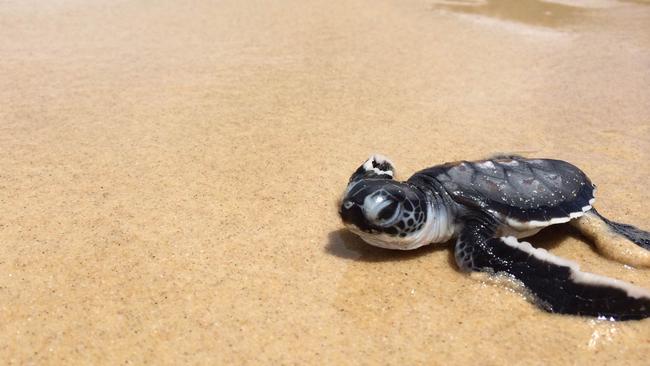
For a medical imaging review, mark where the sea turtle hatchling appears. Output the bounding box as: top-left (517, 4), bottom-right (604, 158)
top-left (338, 154), bottom-right (650, 320)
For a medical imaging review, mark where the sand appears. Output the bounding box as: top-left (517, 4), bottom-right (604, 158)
top-left (1, 0), bottom-right (649, 364)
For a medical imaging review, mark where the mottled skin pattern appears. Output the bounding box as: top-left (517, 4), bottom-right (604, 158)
top-left (339, 155), bottom-right (650, 320)
top-left (342, 180), bottom-right (426, 238)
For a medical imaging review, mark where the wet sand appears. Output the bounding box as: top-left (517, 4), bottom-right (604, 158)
top-left (1, 0), bottom-right (649, 363)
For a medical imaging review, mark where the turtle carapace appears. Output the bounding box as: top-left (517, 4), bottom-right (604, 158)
top-left (339, 154), bottom-right (650, 320)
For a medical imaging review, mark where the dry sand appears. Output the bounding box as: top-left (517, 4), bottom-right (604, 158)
top-left (1, 0), bottom-right (650, 364)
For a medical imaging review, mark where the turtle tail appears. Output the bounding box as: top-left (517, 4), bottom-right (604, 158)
top-left (571, 208), bottom-right (650, 268)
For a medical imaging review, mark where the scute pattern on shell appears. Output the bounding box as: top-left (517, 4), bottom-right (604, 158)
top-left (410, 157), bottom-right (595, 224)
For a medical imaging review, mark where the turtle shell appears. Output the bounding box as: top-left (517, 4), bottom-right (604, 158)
top-left (409, 157), bottom-right (596, 228)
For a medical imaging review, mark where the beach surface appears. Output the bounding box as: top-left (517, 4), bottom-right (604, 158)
top-left (1, 0), bottom-right (649, 364)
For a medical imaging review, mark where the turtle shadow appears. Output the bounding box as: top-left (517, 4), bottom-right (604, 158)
top-left (325, 224), bottom-right (585, 267)
top-left (529, 224), bottom-right (585, 251)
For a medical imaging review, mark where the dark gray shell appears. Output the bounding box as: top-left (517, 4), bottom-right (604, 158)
top-left (409, 156), bottom-right (595, 224)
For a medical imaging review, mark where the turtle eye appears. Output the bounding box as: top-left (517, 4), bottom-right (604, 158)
top-left (363, 192), bottom-right (402, 227)
top-left (374, 200), bottom-right (401, 226)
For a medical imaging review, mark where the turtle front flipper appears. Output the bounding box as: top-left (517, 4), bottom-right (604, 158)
top-left (456, 215), bottom-right (650, 320)
top-left (571, 209), bottom-right (650, 268)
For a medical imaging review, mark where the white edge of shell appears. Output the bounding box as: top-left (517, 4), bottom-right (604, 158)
top-left (505, 188), bottom-right (597, 229)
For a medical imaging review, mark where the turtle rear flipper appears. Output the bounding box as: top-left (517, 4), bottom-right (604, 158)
top-left (456, 215), bottom-right (650, 320)
top-left (572, 209), bottom-right (650, 268)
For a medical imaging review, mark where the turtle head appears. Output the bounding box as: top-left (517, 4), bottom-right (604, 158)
top-left (339, 155), bottom-right (430, 250)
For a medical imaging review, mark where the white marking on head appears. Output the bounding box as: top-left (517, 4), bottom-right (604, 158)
top-left (362, 154), bottom-right (394, 177)
top-left (501, 236), bottom-right (650, 299)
